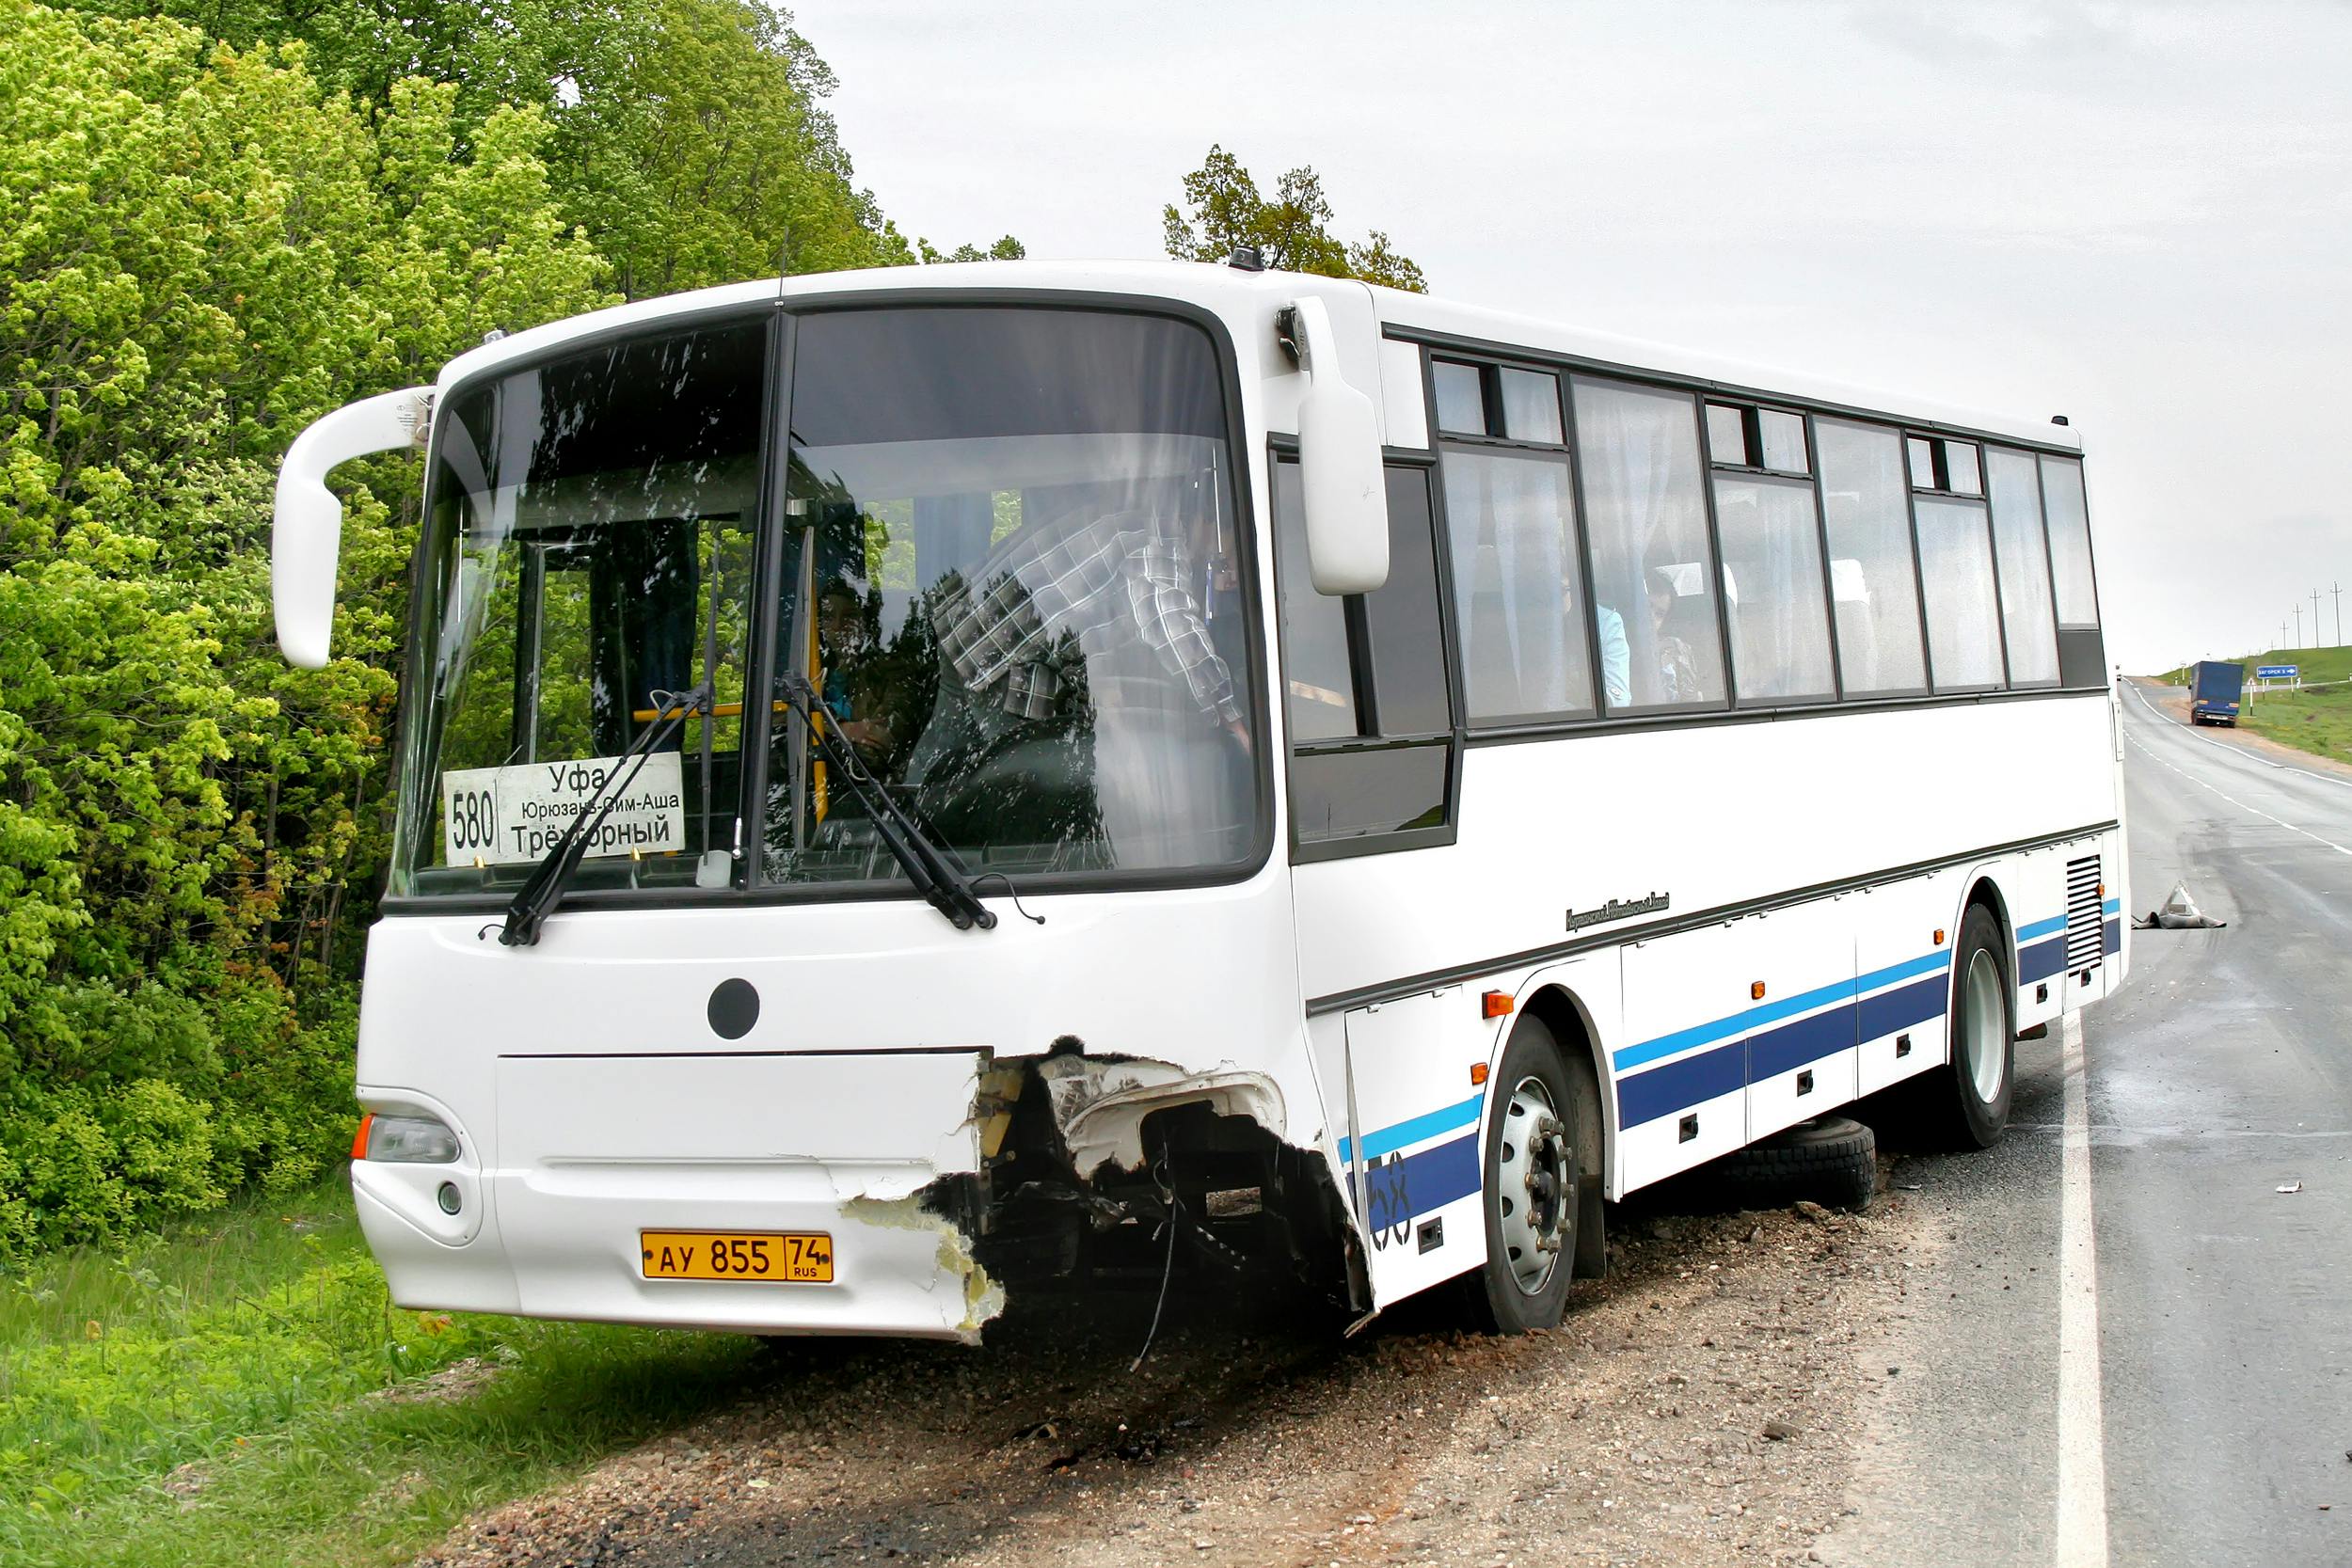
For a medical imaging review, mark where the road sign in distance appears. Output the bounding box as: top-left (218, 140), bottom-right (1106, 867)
top-left (2257, 664), bottom-right (2298, 679)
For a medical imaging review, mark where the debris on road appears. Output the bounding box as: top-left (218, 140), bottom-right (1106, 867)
top-left (2277, 1181), bottom-right (2303, 1194)
top-left (2139, 881), bottom-right (2227, 929)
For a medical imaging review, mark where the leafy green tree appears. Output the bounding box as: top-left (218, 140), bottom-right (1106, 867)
top-left (0, 1), bottom-right (612, 1251)
top-left (917, 236), bottom-right (1026, 264)
top-left (1162, 144), bottom-right (1427, 292)
top-left (58, 0), bottom-right (942, 295)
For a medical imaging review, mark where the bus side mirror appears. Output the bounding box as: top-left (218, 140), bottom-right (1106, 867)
top-left (1289, 297), bottom-right (1389, 595)
top-left (272, 387), bottom-right (432, 669)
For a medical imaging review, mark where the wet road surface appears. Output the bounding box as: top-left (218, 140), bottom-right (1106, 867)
top-left (1824, 681), bottom-right (2352, 1567)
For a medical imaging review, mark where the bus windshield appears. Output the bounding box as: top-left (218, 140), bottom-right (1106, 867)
top-left (389, 306), bottom-right (1261, 901)
top-left (763, 307), bottom-right (1258, 887)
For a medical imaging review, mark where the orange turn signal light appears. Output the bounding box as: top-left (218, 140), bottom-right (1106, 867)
top-left (1750, 980), bottom-right (1767, 1001)
top-left (350, 1113), bottom-right (373, 1161)
top-left (1934, 927), bottom-right (1947, 946)
top-left (1470, 1062), bottom-right (1490, 1086)
top-left (1482, 990), bottom-right (1515, 1019)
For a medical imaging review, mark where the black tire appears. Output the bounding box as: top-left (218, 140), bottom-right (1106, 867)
top-left (1913, 903), bottom-right (2015, 1149)
top-left (1714, 1116), bottom-right (1877, 1210)
top-left (1461, 1017), bottom-right (1593, 1334)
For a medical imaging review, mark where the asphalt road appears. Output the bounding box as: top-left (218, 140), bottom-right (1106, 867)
top-left (1824, 682), bottom-right (2352, 1568)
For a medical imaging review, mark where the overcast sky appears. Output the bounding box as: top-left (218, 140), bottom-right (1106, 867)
top-left (793, 0), bottom-right (2352, 672)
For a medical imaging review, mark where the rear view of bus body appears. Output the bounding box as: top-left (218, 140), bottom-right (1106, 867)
top-left (288, 260), bottom-right (2125, 1340)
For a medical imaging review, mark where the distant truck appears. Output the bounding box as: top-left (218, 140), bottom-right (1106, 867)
top-left (2189, 660), bottom-right (2245, 725)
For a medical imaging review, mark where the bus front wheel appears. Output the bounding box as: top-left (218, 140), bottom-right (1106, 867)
top-left (1462, 1017), bottom-right (1591, 1333)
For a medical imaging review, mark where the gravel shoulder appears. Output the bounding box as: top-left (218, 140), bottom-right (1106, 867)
top-left (413, 1182), bottom-right (1933, 1568)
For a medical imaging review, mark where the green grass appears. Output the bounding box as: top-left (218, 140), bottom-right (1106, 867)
top-left (0, 1184), bottom-right (760, 1568)
top-left (2239, 684), bottom-right (2352, 764)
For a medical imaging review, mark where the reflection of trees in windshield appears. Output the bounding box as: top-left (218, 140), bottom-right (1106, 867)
top-left (395, 318), bottom-right (765, 895)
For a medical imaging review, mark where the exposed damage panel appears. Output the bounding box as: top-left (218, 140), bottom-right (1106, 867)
top-left (926, 1047), bottom-right (1363, 1328)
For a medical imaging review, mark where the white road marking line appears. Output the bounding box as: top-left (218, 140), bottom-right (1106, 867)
top-left (2056, 1009), bottom-right (2109, 1568)
top-left (2123, 730), bottom-right (2352, 857)
top-left (2124, 681), bottom-right (2352, 792)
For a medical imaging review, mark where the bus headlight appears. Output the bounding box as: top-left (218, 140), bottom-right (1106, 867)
top-left (358, 1113), bottom-right (461, 1164)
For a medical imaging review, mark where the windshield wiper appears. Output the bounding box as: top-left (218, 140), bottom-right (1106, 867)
top-left (773, 673), bottom-right (996, 931)
top-left (500, 681), bottom-right (712, 947)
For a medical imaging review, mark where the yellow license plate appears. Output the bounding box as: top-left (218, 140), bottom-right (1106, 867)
top-left (639, 1230), bottom-right (833, 1282)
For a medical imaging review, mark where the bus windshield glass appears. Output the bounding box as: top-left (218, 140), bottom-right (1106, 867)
top-left (389, 305), bottom-right (1261, 901)
top-left (764, 307), bottom-right (1258, 886)
top-left (391, 318), bottom-right (766, 897)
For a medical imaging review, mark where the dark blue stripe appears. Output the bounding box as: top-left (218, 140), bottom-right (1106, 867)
top-left (1746, 1004), bottom-right (1857, 1082)
top-left (1354, 1132), bottom-right (1481, 1226)
top-left (1618, 1040), bottom-right (1747, 1128)
top-left (1622, 971), bottom-right (1956, 1129)
top-left (1857, 975), bottom-right (1946, 1039)
top-left (2103, 917), bottom-right (2121, 957)
top-left (2018, 934), bottom-right (2070, 983)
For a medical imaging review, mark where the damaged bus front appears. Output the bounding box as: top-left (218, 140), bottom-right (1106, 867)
top-left (278, 272), bottom-right (1386, 1339)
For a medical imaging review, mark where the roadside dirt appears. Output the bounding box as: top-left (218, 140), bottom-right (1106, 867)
top-left (412, 1184), bottom-right (1932, 1568)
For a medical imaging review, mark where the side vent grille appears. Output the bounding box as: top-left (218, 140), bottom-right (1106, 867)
top-left (2065, 856), bottom-right (2104, 971)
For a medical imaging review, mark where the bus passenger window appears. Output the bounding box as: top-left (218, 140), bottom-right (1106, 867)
top-left (1985, 448), bottom-right (2059, 686)
top-left (1438, 449), bottom-right (1593, 721)
top-left (1570, 376), bottom-right (1725, 712)
top-left (1914, 497), bottom-right (2005, 689)
top-left (1432, 360), bottom-right (1488, 436)
top-left (1711, 474), bottom-right (1835, 703)
top-left (1816, 419), bottom-right (1928, 696)
top-left (2039, 456), bottom-right (2099, 629)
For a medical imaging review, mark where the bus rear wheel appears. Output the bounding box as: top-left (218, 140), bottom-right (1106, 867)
top-left (1463, 1017), bottom-right (1588, 1333)
top-left (1916, 903), bottom-right (2015, 1149)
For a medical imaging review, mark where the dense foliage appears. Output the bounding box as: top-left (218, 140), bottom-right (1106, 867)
top-left (0, 0), bottom-right (944, 1257)
top-left (1163, 144), bottom-right (1428, 293)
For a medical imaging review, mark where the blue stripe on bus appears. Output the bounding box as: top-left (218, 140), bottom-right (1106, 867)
top-left (2017, 914), bottom-right (2068, 942)
top-left (1618, 970), bottom-right (1950, 1130)
top-left (1341, 910), bottom-right (2120, 1162)
top-left (1335, 1092), bottom-right (1483, 1167)
top-left (2018, 934), bottom-right (2070, 984)
top-left (1354, 1132), bottom-right (1482, 1227)
top-left (1617, 1040), bottom-right (1748, 1127)
top-left (1746, 1003), bottom-right (1862, 1082)
top-left (1856, 975), bottom-right (1946, 1041)
top-left (2103, 897), bottom-right (2121, 915)
top-left (1611, 950), bottom-right (1949, 1074)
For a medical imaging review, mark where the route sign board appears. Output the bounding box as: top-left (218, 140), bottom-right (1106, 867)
top-left (2257, 664), bottom-right (2298, 679)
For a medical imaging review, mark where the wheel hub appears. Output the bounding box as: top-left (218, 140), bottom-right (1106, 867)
top-left (1495, 1077), bottom-right (1574, 1294)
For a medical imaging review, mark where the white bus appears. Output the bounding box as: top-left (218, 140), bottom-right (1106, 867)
top-left (275, 259), bottom-right (2125, 1340)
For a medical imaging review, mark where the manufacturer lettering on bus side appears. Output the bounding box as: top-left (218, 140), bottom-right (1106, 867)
top-left (1565, 892), bottom-right (1671, 932)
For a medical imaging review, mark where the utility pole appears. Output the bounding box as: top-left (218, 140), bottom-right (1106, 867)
top-left (2312, 590), bottom-right (2323, 647)
top-left (2334, 581), bottom-right (2344, 648)
top-left (2294, 604), bottom-right (2302, 647)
